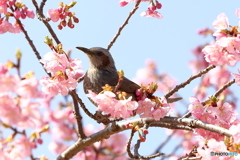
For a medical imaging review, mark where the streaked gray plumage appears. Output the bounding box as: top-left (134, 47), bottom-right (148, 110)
top-left (77, 47), bottom-right (140, 106)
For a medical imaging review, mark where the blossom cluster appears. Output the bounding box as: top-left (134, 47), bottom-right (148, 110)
top-left (119, 0), bottom-right (163, 19)
top-left (40, 50), bottom-right (83, 96)
top-left (202, 10), bottom-right (240, 66)
top-left (87, 90), bottom-right (170, 120)
top-left (0, 0), bottom-right (35, 34)
top-left (47, 1), bottom-right (79, 29)
top-left (0, 61), bottom-right (51, 159)
top-left (188, 97), bottom-right (238, 141)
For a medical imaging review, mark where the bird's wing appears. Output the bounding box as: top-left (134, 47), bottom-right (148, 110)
top-left (118, 76), bottom-right (140, 93)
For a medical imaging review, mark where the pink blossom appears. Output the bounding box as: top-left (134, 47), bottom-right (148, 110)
top-left (208, 102), bottom-right (238, 125)
top-left (40, 51), bottom-right (82, 96)
top-left (212, 13), bottom-right (229, 29)
top-left (0, 4), bottom-right (7, 14)
top-left (188, 96), bottom-right (204, 119)
top-left (26, 9), bottom-right (35, 19)
top-left (229, 124), bottom-right (240, 144)
top-left (151, 106), bottom-right (170, 120)
top-left (48, 9), bottom-right (60, 22)
top-left (202, 44), bottom-right (223, 65)
top-left (40, 76), bottom-right (77, 96)
top-left (0, 63), bottom-right (8, 74)
top-left (112, 98), bottom-right (138, 119)
top-left (197, 139), bottom-right (227, 160)
top-left (8, 136), bottom-right (33, 159)
top-left (48, 141), bottom-right (68, 154)
top-left (136, 98), bottom-right (155, 118)
top-left (202, 37), bottom-right (240, 66)
top-left (0, 21), bottom-right (15, 34)
top-left (17, 77), bottom-right (40, 98)
top-left (17, 100), bottom-right (45, 129)
top-left (92, 91), bottom-right (118, 114)
top-left (52, 123), bottom-right (75, 140)
top-left (40, 77), bottom-right (61, 96)
top-left (11, 22), bottom-right (22, 33)
top-left (0, 95), bottom-right (22, 125)
top-left (14, 10), bottom-right (21, 19)
top-left (103, 133), bottom-right (127, 154)
top-left (209, 66), bottom-right (231, 87)
top-left (231, 68), bottom-right (240, 86)
top-left (40, 51), bottom-right (69, 74)
top-left (236, 8), bottom-right (240, 18)
top-left (141, 10), bottom-right (163, 19)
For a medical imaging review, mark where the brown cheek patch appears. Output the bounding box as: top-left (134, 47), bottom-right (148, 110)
top-left (101, 55), bottom-right (110, 67)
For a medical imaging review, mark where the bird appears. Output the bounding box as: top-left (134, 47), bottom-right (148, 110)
top-left (76, 47), bottom-right (181, 106)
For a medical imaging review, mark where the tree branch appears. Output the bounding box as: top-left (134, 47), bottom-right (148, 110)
top-left (56, 116), bottom-right (232, 160)
top-left (165, 65), bottom-right (216, 99)
top-left (107, 0), bottom-right (141, 50)
top-left (70, 90), bottom-right (86, 139)
top-left (32, 0), bottom-right (61, 44)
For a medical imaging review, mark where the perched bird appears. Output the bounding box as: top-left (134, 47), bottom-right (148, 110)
top-left (76, 47), bottom-right (180, 106)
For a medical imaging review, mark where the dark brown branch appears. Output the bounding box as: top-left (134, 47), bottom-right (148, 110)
top-left (165, 65), bottom-right (216, 99)
top-left (32, 0), bottom-right (61, 44)
top-left (15, 19), bottom-right (51, 77)
top-left (70, 90), bottom-right (86, 139)
top-left (40, 0), bottom-right (48, 12)
top-left (107, 0), bottom-right (141, 50)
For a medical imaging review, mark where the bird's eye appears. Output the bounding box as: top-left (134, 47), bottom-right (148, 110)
top-left (95, 51), bottom-right (104, 56)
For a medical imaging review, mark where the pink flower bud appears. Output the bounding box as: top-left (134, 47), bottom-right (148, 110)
top-left (58, 7), bottom-right (63, 13)
top-left (21, 13), bottom-right (26, 19)
top-left (119, 1), bottom-right (128, 7)
top-left (156, 1), bottom-right (162, 9)
top-left (73, 17), bottom-right (79, 23)
top-left (58, 24), bottom-right (63, 30)
top-left (142, 129), bottom-right (149, 134)
top-left (61, 20), bottom-right (66, 27)
top-left (37, 138), bottom-right (43, 144)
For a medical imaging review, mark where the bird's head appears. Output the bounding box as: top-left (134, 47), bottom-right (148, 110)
top-left (76, 47), bottom-right (116, 70)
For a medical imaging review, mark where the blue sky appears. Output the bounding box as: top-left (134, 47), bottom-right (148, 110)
top-left (1, 0), bottom-right (240, 159)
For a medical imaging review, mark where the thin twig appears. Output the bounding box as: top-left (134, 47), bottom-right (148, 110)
top-left (165, 65), bottom-right (216, 99)
top-left (214, 79), bottom-right (235, 97)
top-left (15, 18), bottom-right (51, 77)
top-left (107, 0), bottom-right (141, 50)
top-left (32, 0), bottom-right (61, 44)
top-left (70, 90), bottom-right (86, 139)
top-left (153, 130), bottom-right (177, 154)
top-left (160, 139), bottom-right (183, 160)
top-left (126, 129), bottom-right (136, 159)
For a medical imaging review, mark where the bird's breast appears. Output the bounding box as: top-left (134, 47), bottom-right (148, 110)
top-left (83, 68), bottom-right (119, 94)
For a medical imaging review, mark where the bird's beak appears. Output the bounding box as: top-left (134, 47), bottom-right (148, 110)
top-left (76, 47), bottom-right (94, 56)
